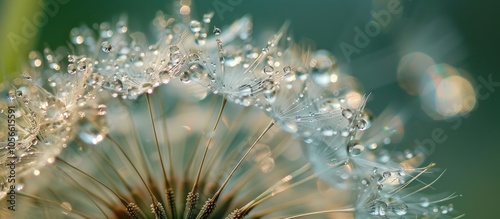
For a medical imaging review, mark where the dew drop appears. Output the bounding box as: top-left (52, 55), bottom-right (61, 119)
top-left (392, 204), bottom-right (408, 216)
top-left (279, 119), bottom-right (298, 133)
top-left (101, 41), bottom-right (112, 53)
top-left (356, 119), bottom-right (368, 131)
top-left (180, 72), bottom-right (191, 83)
top-left (190, 20), bottom-right (202, 32)
top-left (77, 106), bottom-right (108, 145)
top-left (382, 171), bottom-right (391, 178)
top-left (283, 66), bottom-right (291, 74)
top-left (347, 141), bottom-right (364, 156)
top-left (159, 71), bottom-right (171, 84)
top-left (342, 108), bottom-right (353, 119)
top-left (169, 45), bottom-right (180, 54)
top-left (261, 79), bottom-right (276, 94)
top-left (321, 126), bottom-right (335, 136)
top-left (420, 198), bottom-right (430, 207)
top-left (77, 60), bottom-right (87, 72)
top-left (369, 201), bottom-right (388, 216)
top-left (213, 27), bottom-right (221, 35)
top-left (67, 63), bottom-right (77, 74)
top-left (263, 65), bottom-right (274, 75)
top-left (238, 84), bottom-right (252, 97)
top-left (203, 12), bottom-right (214, 23)
top-left (116, 20), bottom-right (128, 33)
top-left (29, 51), bottom-right (43, 67)
top-left (141, 83), bottom-right (154, 94)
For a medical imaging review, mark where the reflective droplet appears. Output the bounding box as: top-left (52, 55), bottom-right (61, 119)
top-left (101, 41), bottom-right (112, 53)
top-left (159, 71), bottom-right (171, 84)
top-left (369, 201), bottom-right (388, 216)
top-left (180, 72), bottom-right (191, 83)
top-left (342, 108), bottom-right (353, 119)
top-left (382, 171), bottom-right (391, 178)
top-left (77, 60), bottom-right (87, 72)
top-left (141, 83), bottom-right (154, 94)
top-left (203, 12), bottom-right (214, 23)
top-left (263, 65), bottom-right (274, 75)
top-left (239, 84), bottom-right (252, 97)
top-left (321, 126), bottom-right (335, 136)
top-left (77, 106), bottom-right (108, 145)
top-left (190, 20), bottom-right (202, 32)
top-left (67, 63), bottom-right (77, 74)
top-left (283, 66), bottom-right (291, 74)
top-left (420, 198), bottom-right (430, 207)
top-left (357, 119), bottom-right (367, 131)
top-left (261, 79), bottom-right (275, 94)
top-left (169, 45), bottom-right (180, 54)
top-left (29, 51), bottom-right (43, 67)
top-left (280, 119), bottom-right (298, 133)
top-left (213, 27), bottom-right (221, 35)
top-left (347, 140), bottom-right (364, 156)
top-left (392, 204), bottom-right (408, 216)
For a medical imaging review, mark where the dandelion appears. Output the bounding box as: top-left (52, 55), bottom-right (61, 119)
top-left (0, 49), bottom-right (105, 197)
top-left (0, 1), bottom-right (462, 219)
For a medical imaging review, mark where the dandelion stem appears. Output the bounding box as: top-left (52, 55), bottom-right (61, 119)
top-left (197, 120), bottom-right (275, 219)
top-left (146, 93), bottom-right (177, 219)
top-left (55, 157), bottom-right (128, 205)
top-left (52, 165), bottom-right (109, 218)
top-left (107, 136), bottom-right (159, 206)
top-left (185, 97), bottom-right (227, 219)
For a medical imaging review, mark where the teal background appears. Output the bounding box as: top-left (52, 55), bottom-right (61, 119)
top-left (1, 0), bottom-right (499, 218)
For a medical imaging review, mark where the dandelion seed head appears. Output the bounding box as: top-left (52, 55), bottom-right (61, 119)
top-left (0, 1), bottom-right (462, 219)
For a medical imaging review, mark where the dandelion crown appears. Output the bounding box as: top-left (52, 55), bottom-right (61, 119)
top-left (0, 1), bottom-right (462, 218)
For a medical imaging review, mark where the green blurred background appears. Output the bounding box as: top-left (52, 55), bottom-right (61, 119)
top-left (1, 0), bottom-right (499, 218)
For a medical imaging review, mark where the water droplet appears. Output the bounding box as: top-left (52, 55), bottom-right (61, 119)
top-left (77, 106), bottom-right (108, 145)
top-left (239, 85), bottom-right (252, 96)
top-left (67, 55), bottom-right (77, 63)
top-left (392, 204), bottom-right (408, 216)
top-left (15, 90), bottom-right (23, 97)
top-left (342, 108), bottom-right (353, 119)
top-left (77, 60), bottom-right (87, 72)
top-left (188, 53), bottom-right (200, 62)
top-left (67, 63), bottom-right (77, 74)
top-left (319, 98), bottom-right (341, 112)
top-left (159, 71), bottom-right (171, 84)
top-left (261, 79), bottom-right (275, 94)
top-left (169, 45), bottom-right (180, 54)
top-left (116, 20), bottom-right (128, 33)
top-left (420, 198), bottom-right (430, 207)
top-left (382, 171), bottom-right (391, 178)
top-left (347, 140), bottom-right (364, 156)
top-left (279, 119), bottom-right (298, 133)
top-left (101, 41), bottom-right (112, 53)
top-left (283, 66), bottom-right (291, 74)
top-left (321, 126), bottom-right (335, 136)
top-left (190, 20), bottom-right (202, 32)
top-left (99, 22), bottom-right (113, 38)
top-left (263, 65), bottom-right (274, 75)
top-left (357, 119), bottom-right (368, 131)
top-left (110, 79), bottom-right (124, 91)
top-left (29, 51), bottom-right (43, 67)
top-left (213, 27), bottom-right (221, 35)
top-left (369, 201), bottom-right (388, 216)
top-left (45, 97), bottom-right (65, 120)
top-left (127, 87), bottom-right (139, 99)
top-left (180, 72), bottom-right (191, 83)
top-left (188, 63), bottom-right (209, 81)
top-left (141, 83), bottom-right (154, 94)
top-left (203, 12), bottom-right (214, 23)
